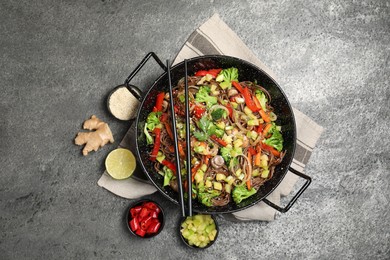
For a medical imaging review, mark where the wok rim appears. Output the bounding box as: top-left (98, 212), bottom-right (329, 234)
top-left (135, 54), bottom-right (297, 214)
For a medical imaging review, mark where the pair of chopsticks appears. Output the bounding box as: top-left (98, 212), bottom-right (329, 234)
top-left (166, 59), bottom-right (192, 217)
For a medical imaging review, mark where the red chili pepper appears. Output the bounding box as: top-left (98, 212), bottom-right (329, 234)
top-left (143, 202), bottom-right (160, 213)
top-left (152, 92), bottom-right (165, 112)
top-left (161, 159), bottom-right (176, 174)
top-left (150, 210), bottom-right (159, 219)
top-left (232, 81), bottom-right (244, 93)
top-left (129, 217), bottom-right (140, 232)
top-left (136, 228), bottom-right (146, 237)
top-left (193, 105), bottom-right (206, 118)
top-left (150, 128), bottom-right (161, 161)
top-left (243, 87), bottom-right (260, 112)
top-left (130, 206), bottom-right (142, 218)
top-left (146, 219), bottom-right (161, 234)
top-left (140, 216), bottom-right (153, 230)
top-left (138, 207), bottom-right (150, 220)
top-left (210, 135), bottom-right (227, 147)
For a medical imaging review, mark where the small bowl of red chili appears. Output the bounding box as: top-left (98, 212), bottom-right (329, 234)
top-left (126, 199), bottom-right (165, 238)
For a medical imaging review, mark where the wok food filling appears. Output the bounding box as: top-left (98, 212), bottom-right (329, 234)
top-left (144, 67), bottom-right (286, 207)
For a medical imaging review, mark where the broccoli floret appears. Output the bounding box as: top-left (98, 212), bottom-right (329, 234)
top-left (197, 189), bottom-right (220, 207)
top-left (211, 108), bottom-right (227, 121)
top-left (232, 185), bottom-right (257, 204)
top-left (220, 146), bottom-right (232, 165)
top-left (255, 89), bottom-right (268, 111)
top-left (162, 166), bottom-right (174, 186)
top-left (195, 86), bottom-right (217, 107)
top-left (144, 123), bottom-right (154, 145)
top-left (263, 123), bottom-right (283, 151)
top-left (216, 67), bottom-right (239, 89)
top-left (146, 111), bottom-right (162, 131)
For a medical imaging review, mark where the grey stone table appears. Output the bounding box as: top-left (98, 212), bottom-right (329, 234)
top-left (1, 1), bottom-right (389, 259)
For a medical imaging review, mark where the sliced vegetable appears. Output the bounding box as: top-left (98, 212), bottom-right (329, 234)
top-left (161, 159), bottom-right (176, 174)
top-left (150, 128), bottom-right (161, 161)
top-left (146, 112), bottom-right (162, 131)
top-left (232, 185), bottom-right (257, 204)
top-left (210, 135), bottom-right (227, 147)
top-left (242, 87), bottom-right (259, 112)
top-left (195, 86), bottom-right (218, 107)
top-left (153, 92), bottom-right (165, 112)
top-left (263, 123), bottom-right (283, 152)
top-left (195, 68), bottom-right (222, 78)
top-left (255, 89), bottom-right (268, 111)
top-left (128, 201), bottom-right (163, 237)
top-left (181, 214), bottom-right (217, 248)
top-left (218, 68), bottom-right (238, 89)
top-left (163, 167), bottom-right (174, 186)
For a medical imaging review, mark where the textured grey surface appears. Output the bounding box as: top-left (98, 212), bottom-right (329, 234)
top-left (1, 0), bottom-right (389, 259)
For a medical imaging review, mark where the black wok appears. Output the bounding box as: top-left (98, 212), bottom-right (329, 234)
top-left (127, 52), bottom-right (311, 214)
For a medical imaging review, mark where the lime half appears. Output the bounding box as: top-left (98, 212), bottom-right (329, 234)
top-left (105, 148), bottom-right (136, 180)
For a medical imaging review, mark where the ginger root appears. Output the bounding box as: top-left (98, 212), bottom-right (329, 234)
top-left (75, 115), bottom-right (114, 156)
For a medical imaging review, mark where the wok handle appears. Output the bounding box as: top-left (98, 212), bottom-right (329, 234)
top-left (262, 167), bottom-right (311, 213)
top-left (124, 52), bottom-right (167, 100)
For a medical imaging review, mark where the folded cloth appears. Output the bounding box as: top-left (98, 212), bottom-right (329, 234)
top-left (98, 13), bottom-right (324, 221)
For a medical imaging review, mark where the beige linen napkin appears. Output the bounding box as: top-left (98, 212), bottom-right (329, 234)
top-left (98, 13), bottom-right (324, 221)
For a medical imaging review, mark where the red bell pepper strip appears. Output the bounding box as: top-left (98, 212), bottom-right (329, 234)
top-left (210, 135), bottom-right (227, 147)
top-left (152, 92), bottom-right (165, 112)
top-left (150, 128), bottom-right (161, 161)
top-left (161, 159), bottom-right (176, 174)
top-left (232, 81), bottom-right (244, 93)
top-left (242, 87), bottom-right (260, 112)
top-left (195, 68), bottom-right (222, 78)
top-left (261, 143), bottom-right (281, 157)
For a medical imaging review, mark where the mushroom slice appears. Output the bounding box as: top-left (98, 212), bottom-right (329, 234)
top-left (211, 155), bottom-right (225, 169)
